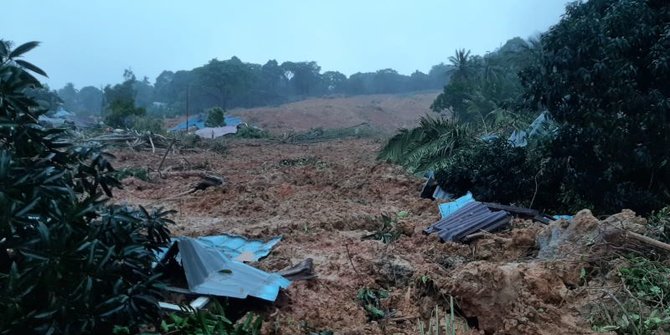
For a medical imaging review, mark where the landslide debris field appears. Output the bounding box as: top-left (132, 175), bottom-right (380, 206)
top-left (112, 138), bottom-right (665, 334)
top-left (228, 92), bottom-right (441, 134)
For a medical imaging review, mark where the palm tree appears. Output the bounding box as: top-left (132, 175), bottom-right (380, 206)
top-left (448, 49), bottom-right (472, 82)
top-left (378, 115), bottom-right (474, 173)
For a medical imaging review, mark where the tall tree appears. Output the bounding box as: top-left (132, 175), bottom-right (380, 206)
top-left (78, 86), bottom-right (103, 115)
top-left (521, 0), bottom-right (670, 214)
top-left (103, 69), bottom-right (145, 128)
top-left (57, 82), bottom-right (78, 111)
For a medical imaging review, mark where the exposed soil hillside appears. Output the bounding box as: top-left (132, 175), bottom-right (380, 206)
top-left (227, 91), bottom-right (440, 134)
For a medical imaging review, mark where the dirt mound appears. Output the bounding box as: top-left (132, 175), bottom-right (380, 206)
top-left (428, 210), bottom-right (651, 335)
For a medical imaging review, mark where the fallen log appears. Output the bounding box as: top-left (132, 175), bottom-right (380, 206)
top-left (88, 131), bottom-right (176, 151)
top-left (153, 171), bottom-right (225, 201)
top-left (625, 230), bottom-right (670, 252)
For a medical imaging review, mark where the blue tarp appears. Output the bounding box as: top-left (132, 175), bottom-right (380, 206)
top-left (170, 114), bottom-right (243, 131)
top-left (438, 192), bottom-right (475, 219)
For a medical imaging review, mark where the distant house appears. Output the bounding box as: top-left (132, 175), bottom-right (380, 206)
top-left (38, 106), bottom-right (97, 129)
top-left (169, 114), bottom-right (243, 132)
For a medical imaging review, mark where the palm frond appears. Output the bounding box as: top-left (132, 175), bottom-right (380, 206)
top-left (379, 115), bottom-right (474, 173)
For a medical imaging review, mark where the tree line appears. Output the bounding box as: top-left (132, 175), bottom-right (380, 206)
top-left (52, 58), bottom-right (455, 120)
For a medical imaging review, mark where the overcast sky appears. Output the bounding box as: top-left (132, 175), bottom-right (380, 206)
top-left (2, 0), bottom-right (570, 89)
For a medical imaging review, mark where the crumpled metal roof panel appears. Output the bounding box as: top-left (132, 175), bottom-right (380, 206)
top-left (177, 237), bottom-right (290, 301)
top-left (196, 234), bottom-right (282, 262)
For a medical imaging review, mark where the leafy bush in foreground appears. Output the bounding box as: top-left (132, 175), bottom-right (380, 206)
top-left (0, 40), bottom-right (173, 334)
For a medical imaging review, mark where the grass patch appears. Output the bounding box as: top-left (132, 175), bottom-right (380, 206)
top-left (356, 287), bottom-right (390, 321)
top-left (418, 298), bottom-right (459, 335)
top-left (278, 156), bottom-right (328, 169)
top-left (591, 256), bottom-right (670, 334)
top-left (113, 167), bottom-right (149, 181)
top-left (362, 211), bottom-right (409, 244)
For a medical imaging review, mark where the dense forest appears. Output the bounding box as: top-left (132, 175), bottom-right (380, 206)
top-left (50, 57), bottom-right (455, 119)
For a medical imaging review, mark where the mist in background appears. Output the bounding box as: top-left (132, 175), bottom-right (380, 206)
top-left (2, 0), bottom-right (569, 88)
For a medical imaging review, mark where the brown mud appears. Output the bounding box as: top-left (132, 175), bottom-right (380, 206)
top-left (113, 138), bottom-right (639, 334)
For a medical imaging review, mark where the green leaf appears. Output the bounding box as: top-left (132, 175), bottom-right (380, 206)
top-left (9, 41), bottom-right (40, 58)
top-left (14, 59), bottom-right (47, 77)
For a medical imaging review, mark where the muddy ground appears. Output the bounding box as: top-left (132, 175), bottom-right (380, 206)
top-left (111, 138), bottom-right (632, 334)
top-left (167, 92), bottom-right (440, 135)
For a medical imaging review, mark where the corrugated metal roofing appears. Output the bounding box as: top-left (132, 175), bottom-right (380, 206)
top-left (424, 202), bottom-right (510, 242)
top-left (155, 234), bottom-right (282, 263)
top-left (196, 234), bottom-right (282, 262)
top-left (195, 126), bottom-right (238, 139)
top-left (176, 237), bottom-right (290, 301)
top-left (170, 115), bottom-right (243, 131)
top-left (438, 192), bottom-right (475, 218)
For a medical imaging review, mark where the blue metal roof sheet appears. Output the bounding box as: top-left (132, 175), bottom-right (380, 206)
top-left (438, 192), bottom-right (475, 218)
top-left (177, 237), bottom-right (290, 301)
top-left (197, 234), bottom-right (282, 262)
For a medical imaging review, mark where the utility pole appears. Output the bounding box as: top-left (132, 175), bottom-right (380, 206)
top-left (185, 84), bottom-right (190, 132)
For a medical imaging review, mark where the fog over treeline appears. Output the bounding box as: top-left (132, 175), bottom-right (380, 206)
top-left (47, 37), bottom-right (539, 119)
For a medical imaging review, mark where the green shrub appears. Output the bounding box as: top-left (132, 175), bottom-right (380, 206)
top-left (235, 124), bottom-right (269, 139)
top-left (155, 300), bottom-right (262, 335)
top-left (113, 167), bottom-right (150, 181)
top-left (362, 212), bottom-right (407, 244)
top-left (649, 207), bottom-right (670, 244)
top-left (356, 287), bottom-right (389, 321)
top-left (132, 115), bottom-right (165, 133)
top-left (592, 257), bottom-right (670, 335)
top-left (0, 40), bottom-right (174, 334)
top-left (205, 107), bottom-right (226, 127)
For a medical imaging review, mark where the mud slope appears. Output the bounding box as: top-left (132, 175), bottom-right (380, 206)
top-left (227, 91), bottom-right (440, 134)
top-left (112, 139), bottom-right (619, 334)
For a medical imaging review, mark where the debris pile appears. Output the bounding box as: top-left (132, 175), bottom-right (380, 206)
top-left (88, 130), bottom-right (174, 151)
top-left (424, 202), bottom-right (510, 242)
top-left (423, 193), bottom-right (554, 242)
